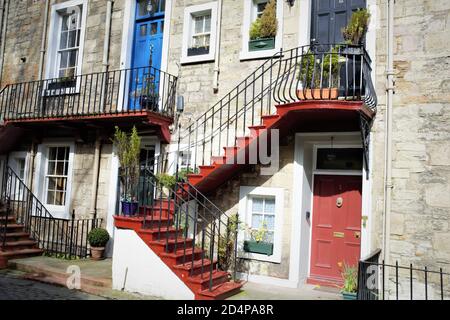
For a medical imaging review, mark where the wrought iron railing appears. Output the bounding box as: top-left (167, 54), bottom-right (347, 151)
top-left (0, 65), bottom-right (177, 122)
top-left (118, 165), bottom-right (239, 291)
top-left (177, 44), bottom-right (377, 173)
top-left (357, 249), bottom-right (450, 300)
top-left (1, 166), bottom-right (102, 259)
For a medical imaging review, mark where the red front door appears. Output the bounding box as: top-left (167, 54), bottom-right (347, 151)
top-left (309, 175), bottom-right (363, 285)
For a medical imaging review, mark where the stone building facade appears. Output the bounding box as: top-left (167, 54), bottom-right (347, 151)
top-left (0, 0), bottom-right (449, 298)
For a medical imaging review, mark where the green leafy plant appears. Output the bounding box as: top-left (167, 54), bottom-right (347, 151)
top-left (298, 47), bottom-right (341, 88)
top-left (342, 9), bottom-right (371, 45)
top-left (249, 0), bottom-right (278, 40)
top-left (177, 167), bottom-right (198, 182)
top-left (218, 213), bottom-right (240, 274)
top-left (113, 126), bottom-right (141, 202)
top-left (88, 228), bottom-right (110, 248)
top-left (246, 221), bottom-right (269, 243)
top-left (341, 263), bottom-right (358, 293)
top-left (156, 173), bottom-right (177, 190)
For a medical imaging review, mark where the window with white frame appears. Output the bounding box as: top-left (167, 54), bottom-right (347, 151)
top-left (238, 186), bottom-right (284, 263)
top-left (181, 2), bottom-right (217, 64)
top-left (249, 196), bottom-right (276, 243)
top-left (240, 0), bottom-right (283, 60)
top-left (46, 1), bottom-right (86, 81)
top-left (45, 147), bottom-right (70, 206)
top-left (57, 9), bottom-right (82, 78)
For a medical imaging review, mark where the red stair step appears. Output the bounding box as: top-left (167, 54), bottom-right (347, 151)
top-left (149, 237), bottom-right (194, 253)
top-left (173, 258), bottom-right (218, 277)
top-left (199, 165), bottom-right (216, 176)
top-left (197, 281), bottom-right (243, 300)
top-left (261, 114), bottom-right (281, 127)
top-left (188, 270), bottom-right (230, 291)
top-left (1, 240), bottom-right (38, 251)
top-left (0, 232), bottom-right (31, 242)
top-left (187, 174), bottom-right (204, 185)
top-left (236, 136), bottom-right (251, 148)
top-left (160, 247), bottom-right (204, 265)
top-left (248, 125), bottom-right (266, 137)
top-left (138, 226), bottom-right (182, 241)
top-left (211, 156), bottom-right (226, 165)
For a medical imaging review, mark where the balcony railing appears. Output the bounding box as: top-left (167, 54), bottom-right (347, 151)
top-left (0, 65), bottom-right (177, 123)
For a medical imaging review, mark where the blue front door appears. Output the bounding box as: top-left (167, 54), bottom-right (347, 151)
top-left (129, 0), bottom-right (165, 110)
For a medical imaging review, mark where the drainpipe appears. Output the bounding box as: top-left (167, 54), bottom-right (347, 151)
top-left (383, 0), bottom-right (395, 264)
top-left (0, 0), bottom-right (9, 87)
top-left (102, 1), bottom-right (113, 73)
top-left (100, 0), bottom-right (113, 111)
top-left (38, 0), bottom-right (50, 81)
top-left (27, 141), bottom-right (37, 192)
top-left (212, 0), bottom-right (223, 93)
top-left (90, 135), bottom-right (102, 217)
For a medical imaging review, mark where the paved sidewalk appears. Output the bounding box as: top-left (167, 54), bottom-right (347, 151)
top-left (0, 270), bottom-right (106, 300)
top-left (229, 282), bottom-right (342, 300)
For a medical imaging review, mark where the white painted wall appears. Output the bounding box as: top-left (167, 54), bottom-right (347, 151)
top-left (112, 228), bottom-right (195, 300)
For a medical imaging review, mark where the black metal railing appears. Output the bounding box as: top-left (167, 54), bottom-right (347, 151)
top-left (357, 249), bottom-right (450, 300)
top-left (0, 165), bottom-right (102, 259)
top-left (118, 165), bottom-right (239, 291)
top-left (0, 65), bottom-right (177, 122)
top-left (178, 44), bottom-right (377, 173)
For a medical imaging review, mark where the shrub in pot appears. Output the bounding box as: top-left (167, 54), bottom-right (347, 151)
top-left (248, 0), bottom-right (277, 51)
top-left (297, 47), bottom-right (341, 100)
top-left (88, 228), bottom-right (110, 260)
top-left (341, 263), bottom-right (358, 300)
top-left (113, 126), bottom-right (141, 216)
top-left (156, 173), bottom-right (176, 198)
top-left (342, 8), bottom-right (371, 46)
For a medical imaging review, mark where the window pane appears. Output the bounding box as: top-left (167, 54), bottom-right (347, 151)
top-left (48, 161), bottom-right (56, 175)
top-left (62, 15), bottom-right (69, 31)
top-left (252, 198), bottom-right (264, 212)
top-left (140, 24), bottom-right (147, 36)
top-left (150, 22), bottom-right (157, 35)
top-left (56, 178), bottom-right (66, 192)
top-left (251, 214), bottom-right (263, 229)
top-left (265, 215), bottom-right (275, 231)
top-left (56, 162), bottom-right (65, 175)
top-left (264, 198), bottom-right (275, 213)
top-left (68, 30), bottom-right (78, 48)
top-left (316, 148), bottom-right (363, 170)
top-left (47, 190), bottom-right (55, 205)
top-left (204, 15), bottom-right (211, 32)
top-left (60, 32), bottom-right (68, 49)
top-left (266, 231), bottom-right (274, 243)
top-left (47, 177), bottom-right (56, 190)
top-left (194, 16), bottom-right (203, 33)
top-left (59, 52), bottom-right (68, 69)
top-left (68, 50), bottom-right (78, 68)
top-left (55, 191), bottom-right (66, 206)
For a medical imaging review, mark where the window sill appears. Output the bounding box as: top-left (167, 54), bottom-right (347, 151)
top-left (180, 53), bottom-right (215, 65)
top-left (239, 47), bottom-right (281, 61)
top-left (238, 250), bottom-right (281, 264)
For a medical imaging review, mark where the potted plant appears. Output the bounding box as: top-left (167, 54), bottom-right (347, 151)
top-left (297, 47), bottom-right (341, 100)
top-left (113, 126), bottom-right (141, 216)
top-left (341, 8), bottom-right (371, 54)
top-left (139, 74), bottom-right (159, 111)
top-left (243, 222), bottom-right (274, 256)
top-left (341, 263), bottom-right (358, 300)
top-left (156, 173), bottom-right (177, 198)
top-left (88, 228), bottom-right (110, 261)
top-left (248, 0), bottom-right (277, 51)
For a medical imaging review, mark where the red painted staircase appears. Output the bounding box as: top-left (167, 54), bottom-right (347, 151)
top-left (114, 176), bottom-right (243, 300)
top-left (0, 201), bottom-right (43, 268)
top-left (185, 100), bottom-right (374, 194)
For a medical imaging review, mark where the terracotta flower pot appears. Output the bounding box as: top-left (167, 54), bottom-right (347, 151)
top-left (90, 247), bottom-right (105, 261)
top-left (296, 88), bottom-right (339, 100)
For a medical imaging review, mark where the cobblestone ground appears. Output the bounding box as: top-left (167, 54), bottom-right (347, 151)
top-left (0, 271), bottom-right (106, 300)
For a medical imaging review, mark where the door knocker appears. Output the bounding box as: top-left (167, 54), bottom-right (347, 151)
top-left (336, 197), bottom-right (343, 208)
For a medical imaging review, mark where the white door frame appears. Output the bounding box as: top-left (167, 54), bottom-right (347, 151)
top-left (291, 132), bottom-right (372, 286)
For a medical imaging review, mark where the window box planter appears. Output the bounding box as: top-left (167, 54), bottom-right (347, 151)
top-left (244, 240), bottom-right (274, 256)
top-left (248, 37), bottom-right (275, 52)
top-left (47, 79), bottom-right (77, 90)
top-left (342, 292), bottom-right (357, 300)
top-left (187, 46), bottom-right (210, 57)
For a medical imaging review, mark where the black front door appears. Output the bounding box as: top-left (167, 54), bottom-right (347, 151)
top-left (311, 0), bottom-right (367, 45)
